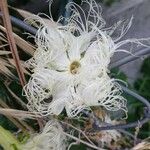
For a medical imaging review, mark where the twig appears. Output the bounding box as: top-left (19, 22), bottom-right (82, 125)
top-left (110, 47), bottom-right (150, 68)
top-left (134, 121), bottom-right (141, 145)
top-left (63, 132), bottom-right (105, 150)
top-left (61, 121), bottom-right (96, 146)
top-left (0, 108), bottom-right (41, 120)
top-left (0, 0), bottom-right (26, 87)
top-left (0, 12), bottom-right (37, 35)
top-left (83, 110), bottom-right (142, 142)
top-left (121, 86), bottom-right (150, 117)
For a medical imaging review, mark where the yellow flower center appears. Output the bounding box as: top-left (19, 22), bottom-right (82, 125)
top-left (70, 61), bottom-right (81, 75)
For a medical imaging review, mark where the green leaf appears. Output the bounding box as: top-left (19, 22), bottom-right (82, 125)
top-left (0, 126), bottom-right (21, 150)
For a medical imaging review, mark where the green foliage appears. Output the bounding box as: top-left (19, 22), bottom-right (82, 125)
top-left (134, 57), bottom-right (150, 138)
top-left (111, 59), bottom-right (150, 138)
top-left (111, 68), bottom-right (128, 82)
top-left (17, 132), bottom-right (30, 144)
top-left (134, 57), bottom-right (150, 100)
top-left (0, 116), bottom-right (17, 131)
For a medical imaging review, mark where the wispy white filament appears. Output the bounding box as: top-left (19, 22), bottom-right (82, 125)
top-left (24, 0), bottom-right (149, 117)
top-left (23, 120), bottom-right (67, 150)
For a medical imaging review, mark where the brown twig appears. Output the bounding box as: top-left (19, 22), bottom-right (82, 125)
top-left (0, 0), bottom-right (26, 87)
top-left (64, 132), bottom-right (105, 150)
top-left (61, 121), bottom-right (96, 146)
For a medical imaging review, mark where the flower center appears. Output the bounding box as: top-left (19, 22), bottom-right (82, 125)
top-left (70, 61), bottom-right (81, 75)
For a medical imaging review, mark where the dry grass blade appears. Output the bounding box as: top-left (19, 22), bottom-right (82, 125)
top-left (0, 32), bottom-right (7, 42)
top-left (0, 50), bottom-right (29, 78)
top-left (0, 48), bottom-right (16, 78)
top-left (0, 57), bottom-right (15, 77)
top-left (0, 0), bottom-right (26, 87)
top-left (0, 32), bottom-right (31, 77)
top-left (0, 99), bottom-right (34, 132)
top-left (5, 85), bottom-right (27, 109)
top-left (8, 58), bottom-right (30, 75)
top-left (14, 33), bottom-right (35, 55)
top-left (0, 26), bottom-right (35, 55)
top-left (14, 8), bottom-right (33, 19)
top-left (15, 7), bottom-right (53, 27)
top-left (0, 108), bottom-right (41, 120)
top-left (0, 50), bottom-right (11, 55)
top-left (0, 100), bottom-right (27, 132)
top-left (0, 43), bottom-right (8, 49)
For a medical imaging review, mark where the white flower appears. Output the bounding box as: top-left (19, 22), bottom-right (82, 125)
top-left (24, 0), bottom-right (148, 117)
top-left (24, 68), bottom-right (126, 117)
top-left (23, 120), bottom-right (67, 150)
top-left (24, 27), bottom-right (125, 117)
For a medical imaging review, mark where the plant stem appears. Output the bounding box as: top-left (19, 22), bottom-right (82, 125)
top-left (110, 48), bottom-right (150, 68)
top-left (0, 0), bottom-right (26, 87)
top-left (61, 121), bottom-right (96, 146)
top-left (63, 132), bottom-right (105, 150)
top-left (0, 12), bottom-right (37, 35)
